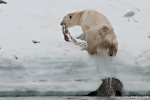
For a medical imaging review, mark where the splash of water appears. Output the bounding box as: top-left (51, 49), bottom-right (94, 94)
top-left (101, 50), bottom-right (114, 94)
top-left (94, 49), bottom-right (114, 95)
top-left (109, 57), bottom-right (113, 89)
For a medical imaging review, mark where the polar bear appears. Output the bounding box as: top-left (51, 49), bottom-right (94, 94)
top-left (60, 10), bottom-right (118, 56)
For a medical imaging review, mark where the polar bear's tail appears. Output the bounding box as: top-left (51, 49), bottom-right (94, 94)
top-left (62, 25), bottom-right (87, 48)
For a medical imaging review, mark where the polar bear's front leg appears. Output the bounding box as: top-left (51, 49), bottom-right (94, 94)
top-left (82, 46), bottom-right (97, 55)
top-left (88, 46), bottom-right (97, 55)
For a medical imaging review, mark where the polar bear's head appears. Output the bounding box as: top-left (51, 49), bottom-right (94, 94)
top-left (60, 11), bottom-right (83, 28)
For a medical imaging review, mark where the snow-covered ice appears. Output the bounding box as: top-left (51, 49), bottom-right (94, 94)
top-left (0, 0), bottom-right (150, 96)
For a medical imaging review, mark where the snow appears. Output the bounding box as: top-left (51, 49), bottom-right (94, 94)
top-left (0, 0), bottom-right (150, 96)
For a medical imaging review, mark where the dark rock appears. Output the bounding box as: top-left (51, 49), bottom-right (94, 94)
top-left (87, 91), bottom-right (97, 96)
top-left (13, 55), bottom-right (18, 60)
top-left (32, 40), bottom-right (40, 44)
top-left (0, 0), bottom-right (7, 4)
top-left (87, 78), bottom-right (123, 96)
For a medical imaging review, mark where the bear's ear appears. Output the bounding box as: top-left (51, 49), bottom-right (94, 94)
top-left (99, 26), bottom-right (109, 39)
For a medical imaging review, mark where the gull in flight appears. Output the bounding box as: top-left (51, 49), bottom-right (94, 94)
top-left (123, 8), bottom-right (140, 22)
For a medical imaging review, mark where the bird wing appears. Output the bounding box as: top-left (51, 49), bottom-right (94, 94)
top-left (123, 11), bottom-right (135, 17)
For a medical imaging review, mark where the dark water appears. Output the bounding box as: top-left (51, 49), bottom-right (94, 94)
top-left (0, 96), bottom-right (149, 100)
top-left (0, 97), bottom-right (111, 100)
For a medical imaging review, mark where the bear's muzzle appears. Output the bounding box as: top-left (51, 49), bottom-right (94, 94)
top-left (60, 21), bottom-right (66, 26)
